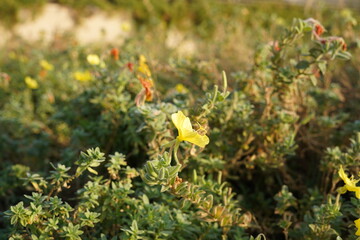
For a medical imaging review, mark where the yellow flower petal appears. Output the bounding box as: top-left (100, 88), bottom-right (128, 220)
top-left (183, 132), bottom-right (209, 148)
top-left (351, 186), bottom-right (360, 199)
top-left (171, 111), bottom-right (192, 139)
top-left (73, 71), bottom-right (93, 82)
top-left (139, 55), bottom-right (147, 64)
top-left (121, 22), bottom-right (131, 32)
top-left (137, 55), bottom-right (151, 77)
top-left (339, 166), bottom-right (360, 199)
top-left (339, 166), bottom-right (358, 186)
top-left (355, 219), bottom-right (360, 236)
top-left (40, 60), bottom-right (54, 71)
top-left (138, 63), bottom-right (151, 77)
top-left (171, 111), bottom-right (209, 148)
top-left (345, 185), bottom-right (360, 199)
top-left (339, 166), bottom-right (347, 181)
top-left (24, 76), bottom-right (38, 89)
top-left (175, 84), bottom-right (189, 94)
top-left (87, 54), bottom-right (100, 65)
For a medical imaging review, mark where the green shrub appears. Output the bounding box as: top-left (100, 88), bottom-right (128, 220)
top-left (1, 12), bottom-right (360, 240)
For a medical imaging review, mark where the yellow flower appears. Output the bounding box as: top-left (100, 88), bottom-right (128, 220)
top-left (137, 55), bottom-right (151, 77)
top-left (73, 71), bottom-right (93, 82)
top-left (87, 54), bottom-right (100, 65)
top-left (138, 64), bottom-right (151, 77)
top-left (175, 84), bottom-right (189, 94)
top-left (24, 76), bottom-right (38, 89)
top-left (40, 60), bottom-right (54, 71)
top-left (171, 111), bottom-right (209, 148)
top-left (139, 54), bottom-right (147, 64)
top-left (355, 218), bottom-right (360, 236)
top-left (338, 166), bottom-right (360, 199)
top-left (121, 22), bottom-right (131, 32)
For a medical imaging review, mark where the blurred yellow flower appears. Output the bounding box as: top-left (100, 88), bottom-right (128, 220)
top-left (100, 61), bottom-right (107, 69)
top-left (138, 64), bottom-right (151, 77)
top-left (171, 111), bottom-right (209, 148)
top-left (25, 76), bottom-right (39, 89)
top-left (139, 54), bottom-right (147, 64)
top-left (355, 219), bottom-right (360, 236)
top-left (87, 54), bottom-right (100, 65)
top-left (121, 22), bottom-right (131, 32)
top-left (73, 71), bottom-right (93, 82)
top-left (40, 60), bottom-right (54, 71)
top-left (175, 84), bottom-right (189, 94)
top-left (137, 55), bottom-right (151, 77)
top-left (338, 166), bottom-right (360, 199)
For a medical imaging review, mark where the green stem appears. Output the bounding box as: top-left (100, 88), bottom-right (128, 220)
top-left (173, 140), bottom-right (181, 165)
top-left (161, 139), bottom-right (176, 149)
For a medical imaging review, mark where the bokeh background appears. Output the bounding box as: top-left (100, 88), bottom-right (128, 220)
top-left (1, 1), bottom-right (360, 239)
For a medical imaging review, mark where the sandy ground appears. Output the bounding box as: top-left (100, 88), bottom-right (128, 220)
top-left (1, 4), bottom-right (132, 46)
top-left (0, 3), bottom-right (197, 56)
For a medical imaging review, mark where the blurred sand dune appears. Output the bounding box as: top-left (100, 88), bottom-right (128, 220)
top-left (0, 3), bottom-right (132, 46)
top-left (0, 3), bottom-right (198, 56)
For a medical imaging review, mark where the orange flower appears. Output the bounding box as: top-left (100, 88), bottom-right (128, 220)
top-left (341, 41), bottom-right (347, 51)
top-left (139, 77), bottom-right (154, 101)
top-left (268, 41), bottom-right (280, 52)
top-left (110, 48), bottom-right (119, 60)
top-left (135, 76), bottom-right (154, 106)
top-left (304, 18), bottom-right (325, 39)
top-left (39, 69), bottom-right (48, 78)
top-left (273, 41), bottom-right (280, 51)
top-left (334, 37), bottom-right (347, 51)
top-left (314, 24), bottom-right (325, 36)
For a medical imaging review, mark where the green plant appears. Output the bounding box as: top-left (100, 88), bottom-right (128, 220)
top-left (1, 9), bottom-right (360, 240)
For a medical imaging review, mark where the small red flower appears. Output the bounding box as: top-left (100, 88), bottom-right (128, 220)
top-left (320, 39), bottom-right (327, 45)
top-left (318, 37), bottom-right (347, 51)
top-left (127, 62), bottom-right (134, 72)
top-left (314, 24), bottom-right (325, 36)
top-left (110, 48), bottom-right (119, 60)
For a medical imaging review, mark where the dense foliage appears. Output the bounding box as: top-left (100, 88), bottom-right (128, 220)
top-left (1, 2), bottom-right (360, 240)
